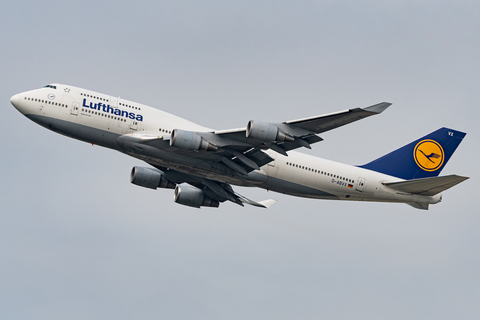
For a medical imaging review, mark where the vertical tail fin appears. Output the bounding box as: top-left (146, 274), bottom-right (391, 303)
top-left (359, 127), bottom-right (466, 180)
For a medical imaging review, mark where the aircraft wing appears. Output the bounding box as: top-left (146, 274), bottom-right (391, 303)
top-left (118, 102), bottom-right (391, 176)
top-left (212, 102), bottom-right (391, 154)
top-left (149, 164), bottom-right (276, 208)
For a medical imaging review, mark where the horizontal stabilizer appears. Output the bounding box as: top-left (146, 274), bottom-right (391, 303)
top-left (383, 175), bottom-right (469, 196)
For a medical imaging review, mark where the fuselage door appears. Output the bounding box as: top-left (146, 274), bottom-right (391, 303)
top-left (71, 101), bottom-right (80, 115)
top-left (110, 96), bottom-right (118, 109)
top-left (130, 120), bottom-right (138, 131)
top-left (267, 153), bottom-right (276, 167)
top-left (356, 177), bottom-right (366, 192)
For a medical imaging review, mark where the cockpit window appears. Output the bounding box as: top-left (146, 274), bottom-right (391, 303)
top-left (44, 85), bottom-right (57, 89)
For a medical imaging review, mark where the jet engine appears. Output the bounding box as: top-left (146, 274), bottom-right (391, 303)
top-left (246, 121), bottom-right (294, 143)
top-left (170, 129), bottom-right (218, 151)
top-left (130, 166), bottom-right (176, 189)
top-left (174, 184), bottom-right (219, 208)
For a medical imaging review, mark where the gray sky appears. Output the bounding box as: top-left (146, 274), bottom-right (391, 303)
top-left (1, 1), bottom-right (479, 319)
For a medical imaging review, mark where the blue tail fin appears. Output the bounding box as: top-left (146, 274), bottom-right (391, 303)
top-left (359, 127), bottom-right (466, 180)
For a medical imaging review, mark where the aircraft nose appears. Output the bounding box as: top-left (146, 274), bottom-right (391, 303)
top-left (10, 93), bottom-right (19, 108)
top-left (10, 93), bottom-right (30, 115)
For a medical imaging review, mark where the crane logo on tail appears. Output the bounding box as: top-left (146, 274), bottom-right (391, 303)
top-left (414, 139), bottom-right (444, 171)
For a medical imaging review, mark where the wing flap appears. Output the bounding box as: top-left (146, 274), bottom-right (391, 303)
top-left (383, 175), bottom-right (469, 196)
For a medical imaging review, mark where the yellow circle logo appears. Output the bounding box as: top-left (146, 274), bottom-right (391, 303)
top-left (413, 139), bottom-right (444, 171)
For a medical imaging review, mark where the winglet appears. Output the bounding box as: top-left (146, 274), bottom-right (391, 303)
top-left (257, 199), bottom-right (277, 208)
top-left (383, 175), bottom-right (469, 196)
top-left (234, 192), bottom-right (277, 208)
top-left (363, 102), bottom-right (392, 114)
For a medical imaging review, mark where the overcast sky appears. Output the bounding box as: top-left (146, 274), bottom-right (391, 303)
top-left (1, 1), bottom-right (479, 319)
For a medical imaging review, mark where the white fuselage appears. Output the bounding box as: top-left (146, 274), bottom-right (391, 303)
top-left (10, 84), bottom-right (441, 206)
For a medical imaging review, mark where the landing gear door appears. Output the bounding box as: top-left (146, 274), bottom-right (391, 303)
top-left (71, 101), bottom-right (80, 115)
top-left (356, 177), bottom-right (366, 192)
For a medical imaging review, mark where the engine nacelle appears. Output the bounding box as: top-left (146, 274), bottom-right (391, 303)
top-left (174, 184), bottom-right (219, 208)
top-left (130, 167), bottom-right (176, 189)
top-left (246, 121), bottom-right (294, 143)
top-left (170, 129), bottom-right (218, 151)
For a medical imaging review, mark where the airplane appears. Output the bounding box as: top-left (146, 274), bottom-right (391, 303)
top-left (10, 84), bottom-right (468, 210)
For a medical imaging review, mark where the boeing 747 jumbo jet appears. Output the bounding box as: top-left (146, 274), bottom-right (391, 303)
top-left (10, 84), bottom-right (468, 210)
